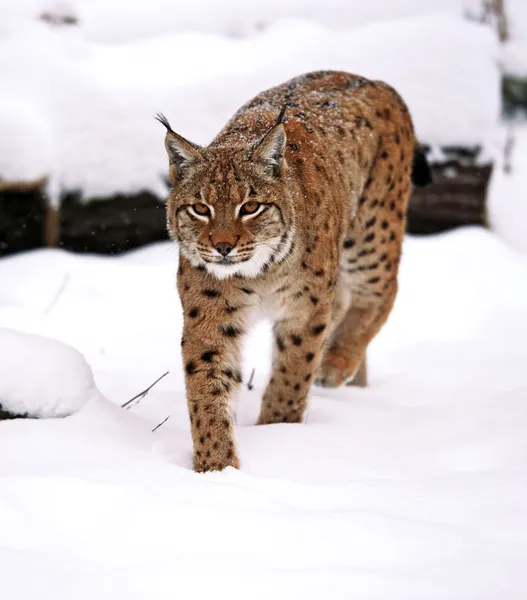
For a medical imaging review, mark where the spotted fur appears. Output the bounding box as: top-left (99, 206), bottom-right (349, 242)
top-left (160, 70), bottom-right (430, 472)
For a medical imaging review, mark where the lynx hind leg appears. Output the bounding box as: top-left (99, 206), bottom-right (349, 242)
top-left (316, 282), bottom-right (397, 388)
top-left (347, 355), bottom-right (367, 387)
top-left (317, 110), bottom-right (413, 388)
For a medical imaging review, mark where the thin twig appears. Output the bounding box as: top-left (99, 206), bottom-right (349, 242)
top-left (43, 273), bottom-right (70, 315)
top-left (504, 128), bottom-right (515, 175)
top-left (247, 368), bottom-right (256, 390)
top-left (121, 371), bottom-right (169, 409)
top-left (152, 415), bottom-right (170, 432)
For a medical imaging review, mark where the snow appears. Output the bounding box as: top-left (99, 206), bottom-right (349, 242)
top-left (0, 96), bottom-right (55, 187)
top-left (1, 226), bottom-right (527, 598)
top-left (0, 328), bottom-right (97, 417)
top-left (4, 0), bottom-right (469, 42)
top-left (488, 124), bottom-right (527, 254)
top-left (0, 11), bottom-right (499, 198)
top-left (501, 0), bottom-right (527, 75)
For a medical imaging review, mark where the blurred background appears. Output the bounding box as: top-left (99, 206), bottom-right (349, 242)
top-left (0, 0), bottom-right (525, 257)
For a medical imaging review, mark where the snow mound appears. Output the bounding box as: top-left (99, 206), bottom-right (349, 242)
top-left (0, 14), bottom-right (499, 199)
top-left (1, 0), bottom-right (468, 42)
top-left (0, 328), bottom-right (101, 418)
top-left (0, 95), bottom-right (55, 184)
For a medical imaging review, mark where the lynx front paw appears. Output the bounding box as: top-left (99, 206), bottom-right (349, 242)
top-left (257, 411), bottom-right (303, 425)
top-left (314, 352), bottom-right (360, 388)
top-left (193, 446), bottom-right (240, 473)
top-left (257, 402), bottom-right (305, 425)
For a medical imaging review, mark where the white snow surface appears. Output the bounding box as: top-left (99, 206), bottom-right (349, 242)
top-left (488, 124), bottom-right (527, 254)
top-left (0, 10), bottom-right (500, 198)
top-left (1, 226), bottom-right (527, 598)
top-left (0, 328), bottom-right (97, 417)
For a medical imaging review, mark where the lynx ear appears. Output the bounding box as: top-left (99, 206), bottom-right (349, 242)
top-left (252, 107), bottom-right (287, 177)
top-left (155, 113), bottom-right (203, 180)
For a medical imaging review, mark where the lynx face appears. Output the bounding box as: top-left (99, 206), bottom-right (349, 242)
top-left (162, 117), bottom-right (295, 279)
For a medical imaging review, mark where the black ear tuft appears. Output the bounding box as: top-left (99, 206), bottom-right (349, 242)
top-left (276, 104), bottom-right (288, 125)
top-left (155, 112), bottom-right (173, 133)
top-left (411, 146), bottom-right (433, 187)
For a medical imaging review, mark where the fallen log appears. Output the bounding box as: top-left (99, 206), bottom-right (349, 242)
top-left (59, 189), bottom-right (168, 254)
top-left (0, 146), bottom-right (493, 256)
top-left (406, 146), bottom-right (491, 234)
top-left (0, 178), bottom-right (47, 256)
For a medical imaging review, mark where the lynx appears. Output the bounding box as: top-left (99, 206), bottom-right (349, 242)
top-left (157, 70), bottom-right (431, 472)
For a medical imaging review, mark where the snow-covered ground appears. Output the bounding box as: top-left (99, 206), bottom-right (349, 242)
top-left (1, 225), bottom-right (527, 599)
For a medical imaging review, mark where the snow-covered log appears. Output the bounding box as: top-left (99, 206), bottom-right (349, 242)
top-left (407, 147), bottom-right (492, 234)
top-left (59, 190), bottom-right (167, 253)
top-left (0, 14), bottom-right (500, 254)
top-left (0, 178), bottom-right (47, 255)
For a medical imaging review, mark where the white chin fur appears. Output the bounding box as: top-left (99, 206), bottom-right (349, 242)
top-left (205, 242), bottom-right (274, 280)
top-left (180, 235), bottom-right (288, 280)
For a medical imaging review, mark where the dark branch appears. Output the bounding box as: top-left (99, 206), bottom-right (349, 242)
top-left (152, 415), bottom-right (170, 432)
top-left (122, 371), bottom-right (169, 409)
top-left (247, 368), bottom-right (256, 391)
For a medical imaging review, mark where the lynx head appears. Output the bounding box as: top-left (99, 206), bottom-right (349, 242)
top-left (157, 109), bottom-right (295, 280)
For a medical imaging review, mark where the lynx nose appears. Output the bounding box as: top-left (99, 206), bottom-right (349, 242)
top-left (215, 242), bottom-right (234, 257)
top-left (210, 234), bottom-right (239, 257)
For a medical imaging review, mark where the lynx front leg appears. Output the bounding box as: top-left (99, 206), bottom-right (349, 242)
top-left (180, 283), bottom-right (247, 472)
top-left (257, 302), bottom-right (333, 425)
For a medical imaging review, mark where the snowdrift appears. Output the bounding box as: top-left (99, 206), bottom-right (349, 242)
top-left (0, 328), bottom-right (100, 418)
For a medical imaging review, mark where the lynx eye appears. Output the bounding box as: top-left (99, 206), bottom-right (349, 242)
top-left (240, 201), bottom-right (260, 216)
top-left (193, 203), bottom-right (210, 216)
